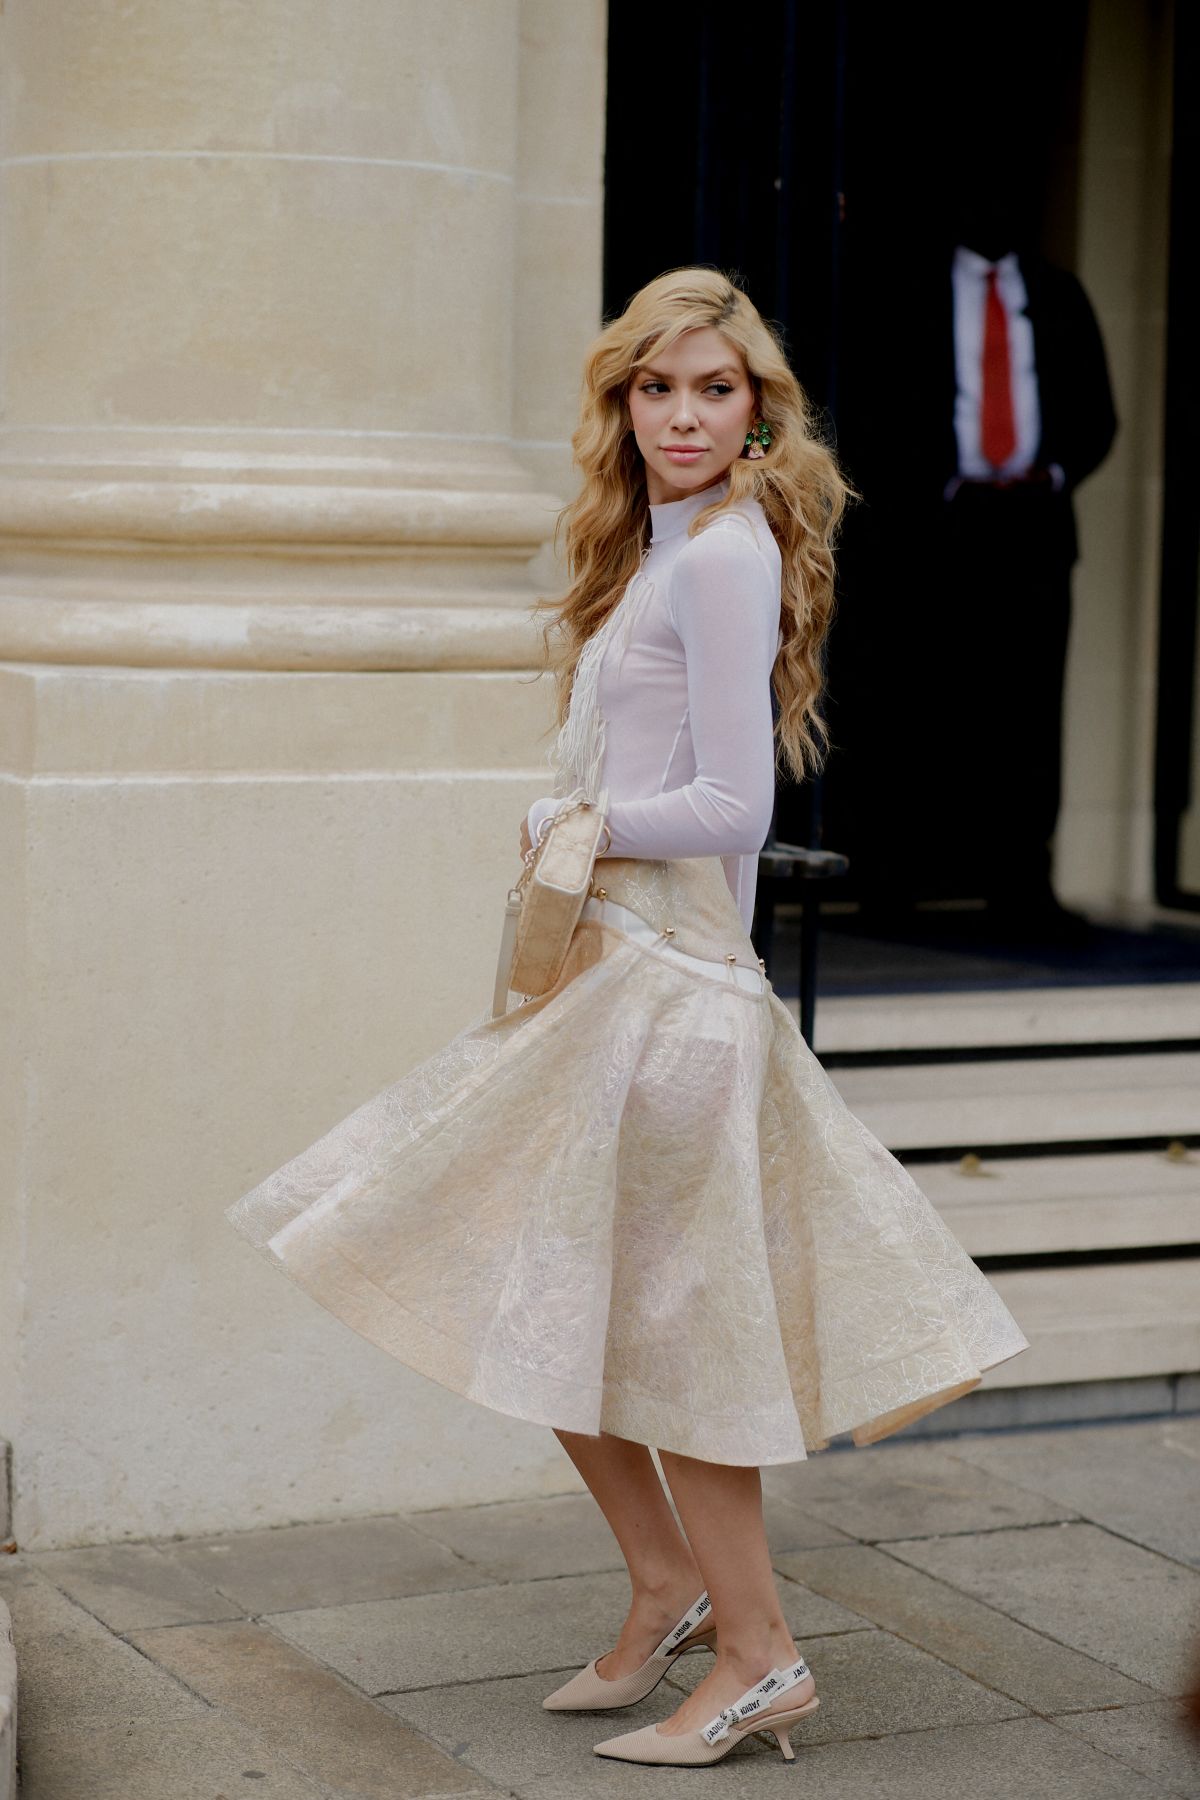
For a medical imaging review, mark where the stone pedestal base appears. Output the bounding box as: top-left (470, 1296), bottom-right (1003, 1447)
top-left (0, 663), bottom-right (574, 1548)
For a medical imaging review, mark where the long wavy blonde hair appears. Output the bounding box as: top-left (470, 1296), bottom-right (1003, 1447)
top-left (535, 266), bottom-right (854, 784)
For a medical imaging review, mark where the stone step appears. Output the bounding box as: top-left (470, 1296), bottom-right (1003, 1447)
top-left (913, 1148), bottom-right (1200, 1257)
top-left (985, 1258), bottom-right (1200, 1388)
top-left (811, 981), bottom-right (1200, 1056)
top-left (897, 1371), bottom-right (1200, 1434)
top-left (831, 1049), bottom-right (1200, 1153)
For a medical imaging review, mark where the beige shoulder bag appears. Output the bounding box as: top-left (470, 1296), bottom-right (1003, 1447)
top-left (492, 789), bottom-right (610, 1018)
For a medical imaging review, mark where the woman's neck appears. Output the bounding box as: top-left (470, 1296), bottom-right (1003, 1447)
top-left (647, 473), bottom-right (733, 543)
top-left (644, 467), bottom-right (734, 506)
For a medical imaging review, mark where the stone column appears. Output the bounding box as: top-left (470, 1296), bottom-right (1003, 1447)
top-left (0, 0), bottom-right (564, 664)
top-left (0, 0), bottom-right (606, 1548)
top-left (1057, 0), bottom-right (1174, 910)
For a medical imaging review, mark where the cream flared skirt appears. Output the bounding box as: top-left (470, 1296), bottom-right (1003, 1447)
top-left (225, 854), bottom-right (1028, 1465)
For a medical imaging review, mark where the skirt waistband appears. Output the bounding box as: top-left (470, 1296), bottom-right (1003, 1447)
top-left (581, 894), bottom-right (767, 995)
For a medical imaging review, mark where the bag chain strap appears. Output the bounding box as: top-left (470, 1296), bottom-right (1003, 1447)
top-left (511, 797), bottom-right (611, 901)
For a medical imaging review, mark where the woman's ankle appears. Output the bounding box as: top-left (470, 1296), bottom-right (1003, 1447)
top-left (715, 1622), bottom-right (798, 1680)
top-left (629, 1563), bottom-right (705, 1612)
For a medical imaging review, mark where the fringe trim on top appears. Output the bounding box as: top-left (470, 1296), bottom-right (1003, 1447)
top-left (548, 557), bottom-right (654, 805)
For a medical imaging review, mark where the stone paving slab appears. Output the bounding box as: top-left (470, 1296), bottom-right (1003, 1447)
top-left (31, 1540), bottom-right (244, 1632)
top-left (15, 1708), bottom-right (336, 1800)
top-left (267, 1569), bottom-right (634, 1696)
top-left (761, 1491), bottom-right (856, 1553)
top-left (266, 1569), bottom-right (867, 1698)
top-left (514, 1715), bottom-right (1180, 1799)
top-left (0, 1563), bottom-right (343, 1798)
top-left (660, 1625), bottom-right (1022, 1742)
top-left (778, 1540), bottom-right (1156, 1713)
top-left (0, 1566), bottom-right (209, 1734)
top-left (947, 1417), bottom-right (1200, 1568)
top-left (384, 1625), bottom-right (1020, 1793)
top-left (405, 1493), bottom-right (625, 1583)
top-left (1051, 1700), bottom-right (1200, 1800)
top-left (760, 1441), bottom-right (1076, 1542)
top-left (381, 1667), bottom-right (681, 1791)
top-left (0, 1559), bottom-right (48, 1615)
top-left (130, 1618), bottom-right (489, 1799)
top-left (889, 1521), bottom-right (1200, 1695)
top-left (165, 1513), bottom-right (484, 1613)
top-left (406, 1488), bottom-right (853, 1579)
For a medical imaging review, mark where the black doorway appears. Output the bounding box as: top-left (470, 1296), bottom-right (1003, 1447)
top-left (603, 0), bottom-right (1092, 915)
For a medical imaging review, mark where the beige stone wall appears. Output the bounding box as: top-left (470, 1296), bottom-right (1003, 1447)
top-left (1056, 0), bottom-right (1174, 910)
top-left (514, 0), bottom-right (607, 514)
top-left (0, 0), bottom-right (605, 1549)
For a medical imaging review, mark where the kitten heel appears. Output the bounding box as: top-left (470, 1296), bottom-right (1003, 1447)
top-left (760, 1697), bottom-right (820, 1760)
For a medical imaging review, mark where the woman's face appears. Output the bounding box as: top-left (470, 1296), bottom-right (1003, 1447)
top-left (626, 326), bottom-right (757, 505)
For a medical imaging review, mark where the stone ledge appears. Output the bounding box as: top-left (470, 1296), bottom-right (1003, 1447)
top-left (0, 595), bottom-right (547, 671)
top-left (0, 476), bottom-right (563, 550)
top-left (985, 1259), bottom-right (1200, 1387)
top-left (815, 980), bottom-right (1200, 1054)
top-left (834, 1050), bottom-right (1200, 1154)
top-left (0, 452), bottom-right (568, 669)
top-left (889, 1372), bottom-right (1200, 1439)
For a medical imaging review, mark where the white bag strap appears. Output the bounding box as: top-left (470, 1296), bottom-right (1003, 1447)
top-left (491, 891), bottom-right (522, 1020)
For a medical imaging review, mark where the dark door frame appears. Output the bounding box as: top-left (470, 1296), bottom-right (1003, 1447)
top-left (1154, 0), bottom-right (1200, 911)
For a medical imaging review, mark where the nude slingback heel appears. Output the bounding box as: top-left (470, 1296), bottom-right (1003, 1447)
top-left (592, 1653), bottom-right (819, 1765)
top-left (542, 1591), bottom-right (716, 1711)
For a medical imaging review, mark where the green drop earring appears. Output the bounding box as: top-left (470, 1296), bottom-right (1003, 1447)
top-left (743, 419), bottom-right (772, 460)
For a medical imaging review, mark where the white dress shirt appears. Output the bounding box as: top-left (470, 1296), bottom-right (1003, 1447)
top-left (949, 250), bottom-right (1043, 482)
top-left (950, 245), bottom-right (1063, 492)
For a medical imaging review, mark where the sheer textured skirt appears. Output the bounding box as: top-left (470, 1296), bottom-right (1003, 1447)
top-left (224, 855), bottom-right (1027, 1464)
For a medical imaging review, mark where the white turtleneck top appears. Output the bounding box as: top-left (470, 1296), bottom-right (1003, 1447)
top-left (526, 474), bottom-right (783, 934)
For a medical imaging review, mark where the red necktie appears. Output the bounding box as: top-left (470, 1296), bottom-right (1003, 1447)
top-left (980, 267), bottom-right (1016, 469)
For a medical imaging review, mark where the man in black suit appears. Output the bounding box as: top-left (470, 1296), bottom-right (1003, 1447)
top-left (823, 148), bottom-right (1117, 936)
top-left (935, 160), bottom-right (1118, 930)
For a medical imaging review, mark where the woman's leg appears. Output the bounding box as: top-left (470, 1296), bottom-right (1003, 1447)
top-left (555, 1428), bottom-right (706, 1678)
top-left (654, 1448), bottom-right (813, 1734)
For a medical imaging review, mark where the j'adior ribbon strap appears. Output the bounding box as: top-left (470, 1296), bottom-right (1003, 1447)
top-left (651, 1591), bottom-right (712, 1660)
top-left (701, 1655), bottom-right (811, 1745)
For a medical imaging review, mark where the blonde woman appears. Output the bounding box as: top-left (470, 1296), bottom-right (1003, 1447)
top-left (226, 268), bottom-right (1027, 1769)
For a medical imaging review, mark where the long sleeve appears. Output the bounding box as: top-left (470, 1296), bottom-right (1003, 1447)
top-left (604, 522), bottom-right (784, 856)
top-left (600, 522), bottom-right (780, 858)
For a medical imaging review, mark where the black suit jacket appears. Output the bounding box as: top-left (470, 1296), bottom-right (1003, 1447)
top-left (936, 250), bottom-right (1119, 566)
top-left (838, 246), bottom-right (1118, 572)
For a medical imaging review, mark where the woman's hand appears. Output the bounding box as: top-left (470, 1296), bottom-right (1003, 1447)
top-left (522, 796), bottom-right (560, 858)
